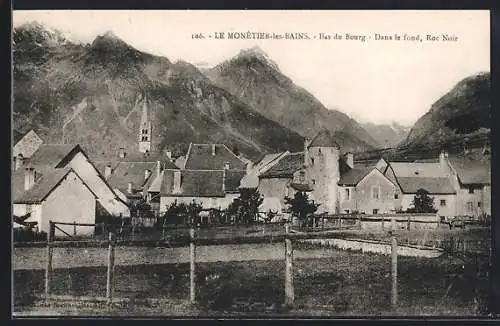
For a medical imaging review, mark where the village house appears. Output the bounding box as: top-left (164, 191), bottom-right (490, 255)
top-left (143, 143), bottom-right (248, 214)
top-left (12, 130), bottom-right (44, 171)
top-left (338, 158), bottom-right (399, 215)
top-left (12, 144), bottom-right (130, 235)
top-left (414, 152), bottom-right (491, 218)
top-left (258, 131), bottom-right (351, 214)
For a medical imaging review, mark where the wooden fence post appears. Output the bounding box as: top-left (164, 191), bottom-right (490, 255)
top-left (190, 227), bottom-right (196, 304)
top-left (285, 222), bottom-right (294, 305)
top-left (381, 215), bottom-right (385, 231)
top-left (391, 234), bottom-right (398, 310)
top-left (407, 215), bottom-right (411, 231)
top-left (45, 221), bottom-right (54, 298)
top-left (73, 221), bottom-right (77, 237)
top-left (106, 232), bottom-right (115, 304)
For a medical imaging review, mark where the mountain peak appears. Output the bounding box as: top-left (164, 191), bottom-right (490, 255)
top-left (236, 46), bottom-right (280, 71)
top-left (14, 21), bottom-right (72, 47)
top-left (91, 30), bottom-right (134, 52)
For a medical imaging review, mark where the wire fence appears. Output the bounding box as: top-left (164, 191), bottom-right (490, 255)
top-left (12, 215), bottom-right (492, 315)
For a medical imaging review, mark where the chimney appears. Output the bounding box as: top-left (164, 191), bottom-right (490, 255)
top-left (119, 148), bottom-right (127, 159)
top-left (246, 161), bottom-right (254, 173)
top-left (127, 182), bottom-right (133, 194)
top-left (212, 144), bottom-right (216, 156)
top-left (166, 151), bottom-right (172, 160)
top-left (346, 152), bottom-right (354, 169)
top-left (156, 161), bottom-right (161, 178)
top-left (224, 161), bottom-right (230, 170)
top-left (24, 167), bottom-right (36, 191)
top-left (144, 169), bottom-right (151, 180)
top-left (222, 169), bottom-right (226, 193)
top-left (14, 154), bottom-right (24, 171)
top-left (304, 137), bottom-right (311, 166)
top-left (105, 164), bottom-right (112, 179)
top-left (439, 150), bottom-right (448, 170)
top-left (173, 170), bottom-right (181, 193)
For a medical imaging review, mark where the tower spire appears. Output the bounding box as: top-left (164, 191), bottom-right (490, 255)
top-left (138, 95), bottom-right (152, 153)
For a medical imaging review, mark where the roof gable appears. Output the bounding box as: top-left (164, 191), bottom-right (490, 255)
top-left (14, 167), bottom-right (98, 204)
top-left (184, 144), bottom-right (246, 170)
top-left (13, 130), bottom-right (44, 158)
top-left (260, 152), bottom-right (304, 178)
top-left (338, 167), bottom-right (372, 186)
top-left (357, 168), bottom-right (397, 189)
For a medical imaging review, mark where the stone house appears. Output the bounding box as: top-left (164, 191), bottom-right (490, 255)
top-left (144, 143), bottom-right (248, 214)
top-left (12, 144), bottom-right (130, 235)
top-left (384, 159), bottom-right (457, 217)
top-left (338, 159), bottom-right (398, 215)
top-left (258, 131), bottom-right (351, 214)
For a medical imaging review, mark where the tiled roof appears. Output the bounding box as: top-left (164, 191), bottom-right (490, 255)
top-left (184, 144), bottom-right (247, 170)
top-left (338, 167), bottom-right (372, 186)
top-left (260, 152), bottom-right (304, 178)
top-left (225, 170), bottom-right (246, 193)
top-left (389, 162), bottom-right (445, 178)
top-left (160, 169), bottom-right (225, 197)
top-left (308, 131), bottom-right (340, 148)
top-left (448, 155), bottom-right (491, 185)
top-left (396, 177), bottom-right (456, 194)
top-left (28, 144), bottom-right (79, 171)
top-left (105, 162), bottom-right (157, 194)
top-left (14, 167), bottom-right (97, 204)
top-left (254, 152), bottom-right (288, 173)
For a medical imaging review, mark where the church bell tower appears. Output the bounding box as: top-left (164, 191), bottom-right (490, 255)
top-left (138, 97), bottom-right (152, 153)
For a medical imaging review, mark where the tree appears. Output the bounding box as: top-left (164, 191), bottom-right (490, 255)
top-left (407, 188), bottom-right (438, 213)
top-left (227, 188), bottom-right (264, 224)
top-left (285, 191), bottom-right (319, 227)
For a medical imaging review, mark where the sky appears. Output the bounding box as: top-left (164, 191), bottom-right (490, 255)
top-left (13, 10), bottom-right (490, 126)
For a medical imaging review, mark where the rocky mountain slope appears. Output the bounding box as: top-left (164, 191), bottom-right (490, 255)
top-left (13, 22), bottom-right (306, 160)
top-left (402, 72), bottom-right (490, 149)
top-left (362, 122), bottom-right (411, 148)
top-left (204, 46), bottom-right (380, 152)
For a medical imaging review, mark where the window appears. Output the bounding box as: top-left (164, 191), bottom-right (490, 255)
top-left (312, 179), bottom-right (316, 185)
top-left (373, 209), bottom-right (379, 215)
top-left (440, 199), bottom-right (446, 207)
top-left (345, 209), bottom-right (350, 214)
top-left (345, 188), bottom-right (350, 201)
top-left (467, 202), bottom-right (473, 212)
top-left (394, 193), bottom-right (399, 199)
top-left (468, 188), bottom-right (474, 194)
top-left (311, 158), bottom-right (315, 166)
top-left (299, 171), bottom-right (305, 183)
top-left (371, 187), bottom-right (380, 200)
top-left (478, 202), bottom-right (482, 208)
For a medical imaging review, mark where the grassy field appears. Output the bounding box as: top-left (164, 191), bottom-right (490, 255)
top-left (13, 248), bottom-right (490, 317)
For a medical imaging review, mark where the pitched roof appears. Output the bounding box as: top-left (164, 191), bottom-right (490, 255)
top-left (338, 167), bottom-right (372, 186)
top-left (396, 177), bottom-right (456, 194)
top-left (160, 169), bottom-right (225, 197)
top-left (105, 162), bottom-right (158, 194)
top-left (225, 170), bottom-right (246, 193)
top-left (184, 144), bottom-right (247, 170)
top-left (308, 131), bottom-right (340, 148)
top-left (28, 144), bottom-right (79, 171)
top-left (448, 155), bottom-right (491, 185)
top-left (260, 152), bottom-right (304, 178)
top-left (91, 151), bottom-right (179, 168)
top-left (254, 152), bottom-right (288, 173)
top-left (13, 130), bottom-right (44, 158)
top-left (389, 162), bottom-right (445, 178)
top-left (13, 167), bottom-right (97, 204)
